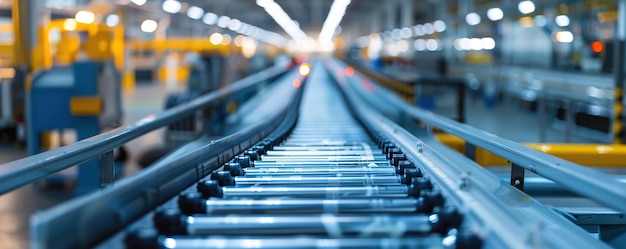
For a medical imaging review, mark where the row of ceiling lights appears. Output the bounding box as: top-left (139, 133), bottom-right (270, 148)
top-left (127, 0), bottom-right (352, 52)
top-left (119, 0), bottom-right (286, 47)
top-left (466, 1), bottom-right (571, 28)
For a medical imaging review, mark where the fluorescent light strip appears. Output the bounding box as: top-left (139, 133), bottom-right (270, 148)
top-left (159, 0), bottom-right (289, 47)
top-left (319, 0), bottom-right (350, 41)
top-left (257, 0), bottom-right (307, 41)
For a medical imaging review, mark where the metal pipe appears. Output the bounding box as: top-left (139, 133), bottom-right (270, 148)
top-left (232, 175), bottom-right (405, 186)
top-left (197, 198), bottom-right (424, 214)
top-left (253, 161), bottom-right (392, 167)
top-left (241, 166), bottom-right (397, 176)
top-left (154, 236), bottom-right (444, 249)
top-left (260, 156), bottom-right (388, 162)
top-left (157, 213), bottom-right (435, 236)
top-left (218, 185), bottom-right (418, 198)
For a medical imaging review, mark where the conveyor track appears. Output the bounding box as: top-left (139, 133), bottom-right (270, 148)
top-left (124, 64), bottom-right (478, 249)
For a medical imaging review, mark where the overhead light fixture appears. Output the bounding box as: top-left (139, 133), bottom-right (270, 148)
top-left (256, 0), bottom-right (307, 42)
top-left (75, 10), bottom-right (95, 24)
top-left (518, 1), bottom-right (535, 15)
top-left (63, 19), bottom-right (77, 31)
top-left (400, 27), bottom-right (412, 39)
top-left (105, 14), bottom-right (120, 27)
top-left (487, 8), bottom-right (503, 21)
top-left (433, 20), bottom-right (446, 32)
top-left (217, 16), bottom-right (231, 28)
top-left (131, 0), bottom-right (146, 6)
top-left (209, 33), bottom-right (223, 45)
top-left (162, 0), bottom-right (182, 14)
top-left (228, 19), bottom-right (242, 31)
top-left (466, 12), bottom-right (481, 26)
top-left (481, 37), bottom-right (496, 50)
top-left (141, 19), bottom-right (158, 33)
top-left (414, 25), bottom-right (425, 36)
top-left (187, 6), bottom-right (204, 20)
top-left (555, 31), bottom-right (573, 43)
top-left (319, 0), bottom-right (351, 42)
top-left (555, 15), bottom-right (570, 27)
top-left (423, 23), bottom-right (434, 34)
top-left (203, 12), bottom-right (218, 25)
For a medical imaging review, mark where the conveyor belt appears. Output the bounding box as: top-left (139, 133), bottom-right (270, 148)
top-left (123, 64), bottom-right (478, 248)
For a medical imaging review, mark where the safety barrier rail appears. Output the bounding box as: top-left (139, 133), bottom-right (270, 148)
top-left (0, 61), bottom-right (294, 195)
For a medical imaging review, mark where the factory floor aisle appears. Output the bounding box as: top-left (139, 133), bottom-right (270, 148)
top-left (0, 81), bottom-right (600, 249)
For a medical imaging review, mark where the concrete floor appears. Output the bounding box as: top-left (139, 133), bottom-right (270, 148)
top-left (0, 81), bottom-right (610, 249)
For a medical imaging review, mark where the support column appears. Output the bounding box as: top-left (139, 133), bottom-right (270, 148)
top-left (385, 0), bottom-right (396, 30)
top-left (12, 0), bottom-right (43, 68)
top-left (370, 10), bottom-right (381, 34)
top-left (615, 0), bottom-right (626, 143)
top-left (401, 0), bottom-right (413, 28)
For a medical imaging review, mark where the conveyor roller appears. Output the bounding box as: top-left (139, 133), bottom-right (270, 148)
top-left (124, 63), bottom-right (479, 249)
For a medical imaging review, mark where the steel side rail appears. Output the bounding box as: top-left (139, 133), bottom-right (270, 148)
top-left (30, 67), bottom-right (307, 249)
top-left (325, 59), bottom-right (613, 248)
top-left (402, 102), bottom-right (626, 213)
top-left (0, 62), bottom-right (293, 195)
top-left (329, 58), bottom-right (626, 215)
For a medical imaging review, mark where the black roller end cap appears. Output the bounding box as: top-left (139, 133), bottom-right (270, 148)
top-left (404, 168), bottom-right (422, 179)
top-left (237, 156), bottom-right (253, 168)
top-left (178, 192), bottom-right (205, 215)
top-left (391, 154), bottom-right (407, 167)
top-left (416, 190), bottom-right (445, 213)
top-left (407, 184), bottom-right (421, 197)
top-left (429, 208), bottom-right (463, 234)
top-left (225, 163), bottom-right (245, 176)
top-left (254, 145), bottom-right (267, 155)
top-left (387, 148), bottom-right (402, 159)
top-left (382, 142), bottom-right (395, 154)
top-left (245, 150), bottom-right (260, 161)
top-left (124, 229), bottom-right (158, 249)
top-left (210, 171), bottom-right (236, 186)
top-left (456, 231), bottom-right (483, 249)
top-left (153, 208), bottom-right (186, 235)
top-left (396, 160), bottom-right (417, 174)
top-left (197, 180), bottom-right (224, 198)
top-left (411, 177), bottom-right (433, 190)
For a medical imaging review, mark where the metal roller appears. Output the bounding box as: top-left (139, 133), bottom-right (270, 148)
top-left (122, 63), bottom-right (479, 249)
top-left (195, 179), bottom-right (437, 199)
top-left (153, 208), bottom-right (462, 237)
top-left (177, 192), bottom-right (444, 214)
top-left (239, 165), bottom-right (398, 176)
top-left (154, 236), bottom-right (447, 249)
top-left (231, 175), bottom-right (407, 186)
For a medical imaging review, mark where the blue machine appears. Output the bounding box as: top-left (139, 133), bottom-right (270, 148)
top-left (26, 61), bottom-right (122, 194)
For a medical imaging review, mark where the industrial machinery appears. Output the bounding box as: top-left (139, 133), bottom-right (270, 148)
top-left (26, 18), bottom-right (123, 193)
top-left (0, 59), bottom-right (625, 248)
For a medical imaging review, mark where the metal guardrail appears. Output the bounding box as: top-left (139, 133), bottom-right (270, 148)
top-left (0, 61), bottom-right (293, 195)
top-left (330, 58), bottom-right (626, 214)
top-left (326, 59), bottom-right (613, 248)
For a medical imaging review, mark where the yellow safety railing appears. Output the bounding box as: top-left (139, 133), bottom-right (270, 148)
top-left (435, 133), bottom-right (626, 167)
